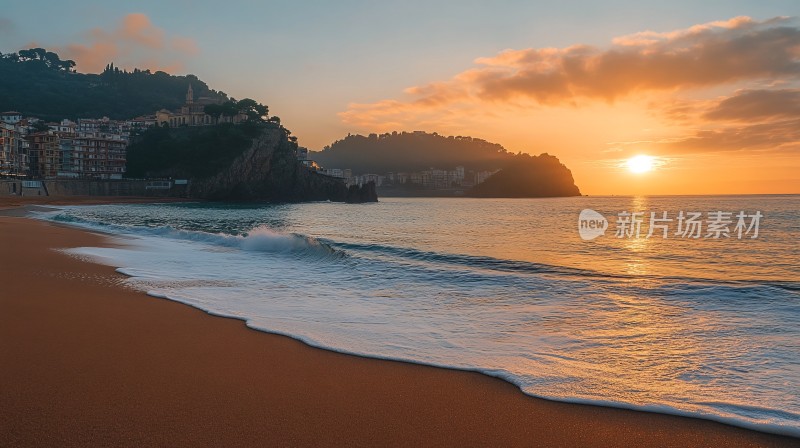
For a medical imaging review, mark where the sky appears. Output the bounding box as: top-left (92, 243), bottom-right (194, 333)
top-left (1, 0), bottom-right (799, 195)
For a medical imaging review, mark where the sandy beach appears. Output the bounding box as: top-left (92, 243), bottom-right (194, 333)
top-left (0, 212), bottom-right (796, 447)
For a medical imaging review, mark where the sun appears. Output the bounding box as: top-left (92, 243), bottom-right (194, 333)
top-left (626, 155), bottom-right (655, 174)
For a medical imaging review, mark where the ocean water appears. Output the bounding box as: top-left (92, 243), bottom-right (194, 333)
top-left (36, 196), bottom-right (799, 436)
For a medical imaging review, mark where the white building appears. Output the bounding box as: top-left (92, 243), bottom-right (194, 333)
top-left (0, 111), bottom-right (23, 124)
top-left (354, 173), bottom-right (383, 187)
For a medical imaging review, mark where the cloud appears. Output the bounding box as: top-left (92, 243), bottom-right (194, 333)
top-left (655, 119), bottom-right (800, 154)
top-left (46, 13), bottom-right (199, 73)
top-left (341, 16), bottom-right (800, 128)
top-left (635, 87), bottom-right (800, 155)
top-left (657, 87), bottom-right (800, 122)
top-left (703, 88), bottom-right (800, 121)
top-left (610, 16), bottom-right (769, 46)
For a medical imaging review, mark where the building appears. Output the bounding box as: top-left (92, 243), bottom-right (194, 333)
top-left (156, 85), bottom-right (245, 127)
top-left (475, 170), bottom-right (494, 185)
top-left (128, 115), bottom-right (158, 130)
top-left (421, 169), bottom-right (450, 189)
top-left (455, 165), bottom-right (465, 181)
top-left (301, 160), bottom-right (321, 170)
top-left (0, 111), bottom-right (132, 179)
top-left (58, 136), bottom-right (77, 178)
top-left (0, 111), bottom-right (23, 124)
top-left (70, 134), bottom-right (127, 179)
top-left (323, 168), bottom-right (344, 178)
top-left (27, 132), bottom-right (61, 178)
top-left (24, 130), bottom-right (128, 180)
top-left (0, 122), bottom-right (29, 176)
top-left (346, 165), bottom-right (496, 190)
top-left (1, 123), bottom-right (19, 174)
top-left (77, 117), bottom-right (112, 134)
top-left (353, 173), bottom-right (383, 187)
top-left (394, 172), bottom-right (409, 185)
top-left (50, 119), bottom-right (77, 134)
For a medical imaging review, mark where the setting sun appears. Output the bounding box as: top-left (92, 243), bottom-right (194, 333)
top-left (627, 155), bottom-right (655, 174)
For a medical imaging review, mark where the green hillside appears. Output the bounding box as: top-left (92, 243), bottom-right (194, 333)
top-left (312, 131), bottom-right (513, 173)
top-left (0, 48), bottom-right (225, 120)
top-left (467, 153), bottom-right (582, 197)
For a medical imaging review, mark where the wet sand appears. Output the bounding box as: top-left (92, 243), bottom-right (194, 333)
top-left (0, 195), bottom-right (190, 210)
top-left (0, 214), bottom-right (796, 447)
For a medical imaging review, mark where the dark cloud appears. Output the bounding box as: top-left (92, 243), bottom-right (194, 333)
top-left (479, 23), bottom-right (800, 102)
top-left (703, 89), bottom-right (800, 121)
top-left (652, 119), bottom-right (800, 154)
top-left (342, 16), bottom-right (800, 129)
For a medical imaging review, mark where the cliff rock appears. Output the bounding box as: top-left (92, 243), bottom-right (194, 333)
top-left (187, 127), bottom-right (377, 202)
top-left (467, 153), bottom-right (581, 198)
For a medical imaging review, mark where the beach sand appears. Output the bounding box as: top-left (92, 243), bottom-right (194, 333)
top-left (0, 214), bottom-right (796, 447)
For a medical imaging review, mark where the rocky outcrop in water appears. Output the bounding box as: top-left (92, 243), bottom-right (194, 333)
top-left (346, 181), bottom-right (378, 203)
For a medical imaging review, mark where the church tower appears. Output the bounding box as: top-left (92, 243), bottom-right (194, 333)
top-left (186, 84), bottom-right (194, 104)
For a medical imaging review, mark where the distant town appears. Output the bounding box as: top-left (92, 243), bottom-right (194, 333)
top-left (309, 157), bottom-right (498, 191)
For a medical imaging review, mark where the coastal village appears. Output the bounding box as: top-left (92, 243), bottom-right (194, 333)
top-left (343, 165), bottom-right (496, 190)
top-left (1, 112), bottom-right (137, 180)
top-left (0, 85), bottom-right (247, 181)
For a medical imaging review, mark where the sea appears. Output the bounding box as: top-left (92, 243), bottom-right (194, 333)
top-left (35, 195), bottom-right (800, 437)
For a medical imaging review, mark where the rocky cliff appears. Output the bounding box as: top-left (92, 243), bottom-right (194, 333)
top-left (186, 126), bottom-right (377, 202)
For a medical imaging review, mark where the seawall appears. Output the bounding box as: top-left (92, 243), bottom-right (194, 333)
top-left (0, 179), bottom-right (188, 198)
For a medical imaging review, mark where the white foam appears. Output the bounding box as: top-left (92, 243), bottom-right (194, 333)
top-left (42, 203), bottom-right (800, 439)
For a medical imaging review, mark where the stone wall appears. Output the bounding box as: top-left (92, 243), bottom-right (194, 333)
top-left (0, 179), bottom-right (187, 198)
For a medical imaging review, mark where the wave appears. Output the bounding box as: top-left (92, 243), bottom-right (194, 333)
top-left (42, 211), bottom-right (343, 261)
top-left (331, 240), bottom-right (590, 275)
top-left (39, 205), bottom-right (800, 439)
top-left (328, 240), bottom-right (800, 294)
top-left (39, 209), bottom-right (800, 294)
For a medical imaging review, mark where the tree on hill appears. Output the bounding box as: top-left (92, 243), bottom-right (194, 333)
top-left (204, 98), bottom-right (268, 124)
top-left (312, 131), bottom-right (513, 173)
top-left (236, 98), bottom-right (269, 121)
top-left (0, 48), bottom-right (226, 120)
top-left (125, 122), bottom-right (266, 179)
top-left (204, 103), bottom-right (224, 123)
top-left (11, 48), bottom-right (75, 72)
top-left (467, 153), bottom-right (581, 198)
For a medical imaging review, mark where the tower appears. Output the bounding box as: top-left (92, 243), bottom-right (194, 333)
top-left (186, 84), bottom-right (194, 104)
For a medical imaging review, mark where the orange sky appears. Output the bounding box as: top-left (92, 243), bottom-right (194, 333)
top-left (4, 7), bottom-right (799, 195)
top-left (339, 16), bottom-right (800, 195)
